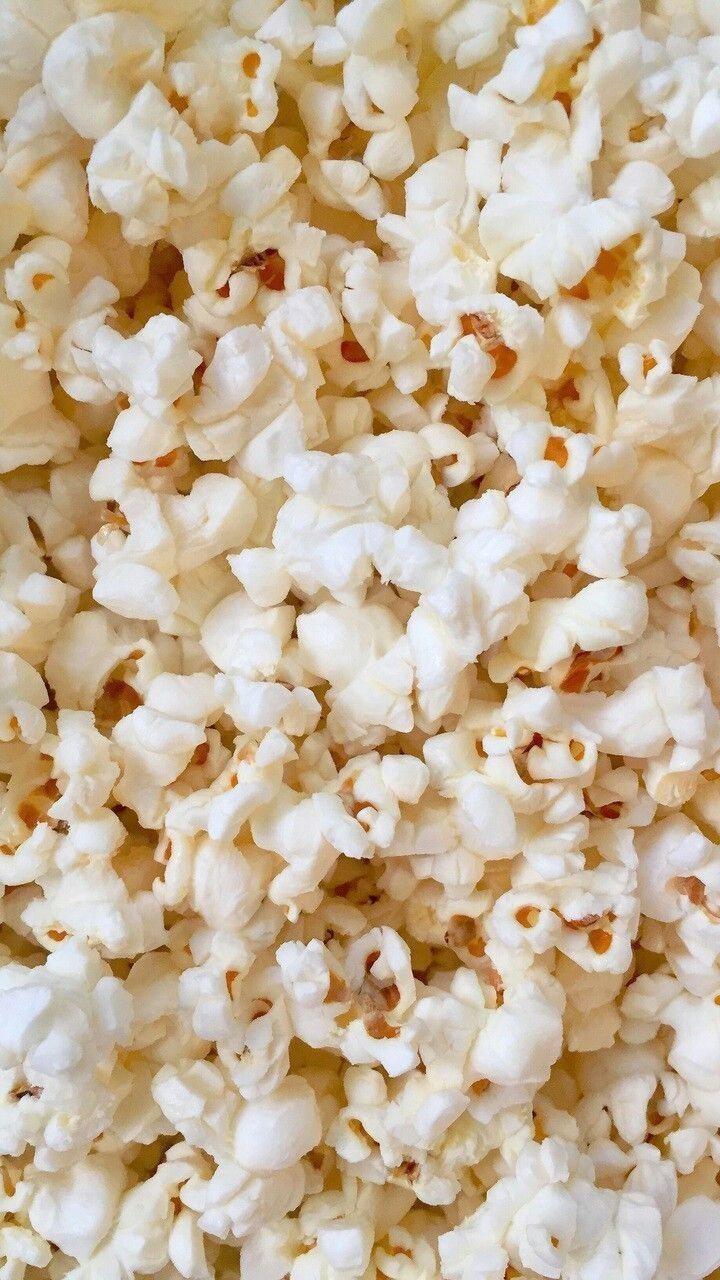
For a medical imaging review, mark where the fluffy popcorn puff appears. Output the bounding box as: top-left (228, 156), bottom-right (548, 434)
top-left (439, 1137), bottom-right (720, 1280)
top-left (85, 82), bottom-right (241, 246)
top-left (4, 0), bottom-right (720, 1275)
top-left (0, 939), bottom-right (132, 1171)
top-left (42, 14), bottom-right (166, 141)
top-left (166, 27), bottom-right (281, 139)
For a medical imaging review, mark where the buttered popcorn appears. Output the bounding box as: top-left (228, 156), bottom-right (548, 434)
top-left (2, 0), bottom-right (720, 1276)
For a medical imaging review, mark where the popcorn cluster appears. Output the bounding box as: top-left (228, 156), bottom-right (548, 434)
top-left (2, 0), bottom-right (720, 1275)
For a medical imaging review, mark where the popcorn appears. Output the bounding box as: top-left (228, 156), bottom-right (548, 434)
top-left (0, 654), bottom-right (47, 745)
top-left (470, 979), bottom-right (564, 1088)
top-left (433, 0), bottom-right (510, 68)
top-left (503, 576), bottom-right (649, 673)
top-left (167, 27), bottom-right (281, 139)
top-left (3, 1), bottom-right (720, 1274)
top-left (42, 14), bottom-right (165, 141)
top-left (0, 355), bottom-right (77, 472)
top-left (232, 1076), bottom-right (322, 1170)
top-left (90, 461), bottom-right (256, 623)
top-left (638, 37), bottom-right (720, 160)
top-left (335, 0), bottom-right (404, 56)
top-left (0, 939), bottom-right (132, 1170)
top-left (27, 1153), bottom-right (125, 1260)
top-left (298, 601), bottom-right (414, 745)
top-left (92, 313), bottom-right (202, 410)
top-left (439, 1136), bottom-right (672, 1280)
top-left (2, 87), bottom-right (89, 243)
top-left (318, 1216), bottom-right (374, 1276)
top-left (490, 0), bottom-right (593, 106)
top-left (86, 84), bottom-right (211, 244)
top-left (48, 709), bottom-right (119, 820)
top-left (0, 0), bottom-right (73, 120)
top-left (478, 135), bottom-right (675, 301)
top-left (111, 672), bottom-right (223, 826)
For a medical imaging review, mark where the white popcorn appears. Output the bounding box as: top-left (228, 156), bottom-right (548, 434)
top-left (80, 0), bottom-right (222, 35)
top-left (298, 601), bottom-right (414, 745)
top-left (318, 1216), bottom-right (373, 1277)
top-left (439, 1136), bottom-right (720, 1280)
top-left (479, 134), bottom-right (675, 301)
top-left (470, 980), bottom-right (564, 1088)
top-left (581, 663), bottom-right (719, 759)
top-left (310, 156), bottom-right (386, 222)
top-left (111, 672), bottom-right (222, 826)
top-left (575, 502), bottom-right (652, 578)
top-left (257, 0), bottom-right (315, 59)
top-left (492, 0), bottom-right (593, 105)
top-left (92, 313), bottom-right (202, 410)
top-left (335, 0), bottom-right (404, 56)
top-left (86, 84), bottom-right (211, 244)
top-left (90, 461), bottom-right (256, 622)
top-left (3, 86), bottom-right (89, 243)
top-left (0, 1), bottom-right (72, 120)
top-left (4, 2), bottom-right (720, 1274)
top-left (202, 591), bottom-right (292, 678)
top-left (638, 38), bottom-right (720, 160)
top-left (42, 14), bottom-right (165, 141)
top-left (342, 50), bottom-right (418, 135)
top-left (232, 1076), bottom-right (322, 1171)
top-left (504, 577), bottom-right (649, 672)
top-left (0, 939), bottom-right (132, 1170)
top-left (93, 562), bottom-right (179, 621)
top-left (433, 0), bottom-right (510, 68)
top-left (187, 325), bottom-right (276, 460)
top-left (0, 355), bottom-right (77, 472)
top-left (48, 709), bottom-right (118, 820)
top-left (53, 279), bottom-right (121, 406)
top-left (27, 1154), bottom-right (125, 1260)
top-left (0, 653), bottom-right (47, 745)
top-left (167, 28), bottom-right (281, 139)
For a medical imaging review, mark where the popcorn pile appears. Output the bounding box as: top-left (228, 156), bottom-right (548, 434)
top-left (3, 0), bottom-right (720, 1275)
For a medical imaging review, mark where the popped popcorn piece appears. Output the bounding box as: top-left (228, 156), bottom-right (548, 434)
top-left (0, 355), bottom-right (77, 472)
top-left (0, 0), bottom-right (73, 120)
top-left (86, 84), bottom-right (212, 244)
top-left (42, 14), bottom-right (165, 141)
top-left (3, 86), bottom-right (89, 243)
top-left (167, 27), bottom-right (281, 139)
top-left (0, 939), bottom-right (132, 1170)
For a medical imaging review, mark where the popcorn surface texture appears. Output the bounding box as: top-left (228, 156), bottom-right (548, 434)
top-left (3, 0), bottom-right (720, 1276)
